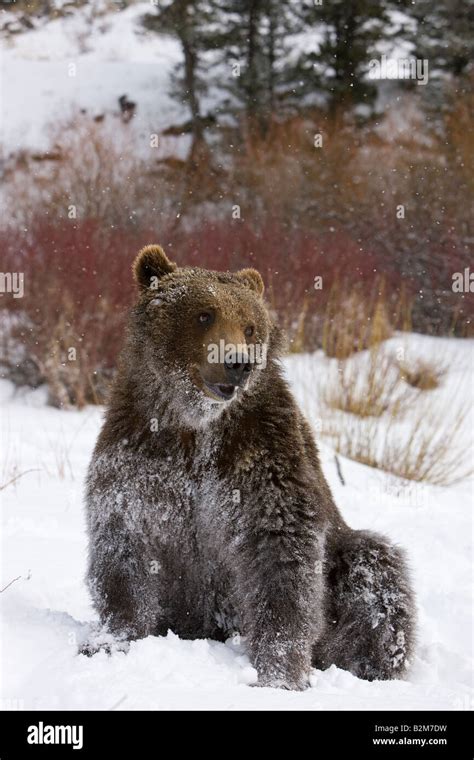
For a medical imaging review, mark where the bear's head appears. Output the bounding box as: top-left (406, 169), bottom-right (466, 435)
top-left (131, 245), bottom-right (280, 424)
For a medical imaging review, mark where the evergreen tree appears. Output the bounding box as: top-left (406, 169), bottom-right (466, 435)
top-left (407, 0), bottom-right (473, 110)
top-left (294, 0), bottom-right (394, 115)
top-left (409, 0), bottom-right (473, 79)
top-left (210, 0), bottom-right (298, 134)
top-left (142, 1), bottom-right (214, 149)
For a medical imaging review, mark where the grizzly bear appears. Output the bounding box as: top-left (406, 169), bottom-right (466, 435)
top-left (84, 245), bottom-right (415, 690)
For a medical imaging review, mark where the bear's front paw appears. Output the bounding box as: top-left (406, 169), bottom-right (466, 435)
top-left (253, 673), bottom-right (310, 691)
top-left (78, 624), bottom-right (130, 657)
top-left (252, 640), bottom-right (312, 690)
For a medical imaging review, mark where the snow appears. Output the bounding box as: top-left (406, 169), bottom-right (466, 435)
top-left (1, 334), bottom-right (473, 710)
top-left (0, 2), bottom-right (183, 152)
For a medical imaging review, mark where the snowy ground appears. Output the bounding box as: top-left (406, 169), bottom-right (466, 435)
top-left (1, 335), bottom-right (473, 710)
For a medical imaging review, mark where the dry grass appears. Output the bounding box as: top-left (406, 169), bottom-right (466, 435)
top-left (3, 114), bottom-right (174, 229)
top-left (315, 357), bottom-right (473, 486)
top-left (319, 282), bottom-right (407, 417)
top-left (304, 305), bottom-right (473, 485)
top-left (322, 280), bottom-right (392, 360)
top-left (288, 297), bottom-right (309, 354)
top-left (322, 392), bottom-right (473, 486)
top-left (397, 357), bottom-right (447, 391)
top-left (0, 469), bottom-right (40, 492)
top-left (322, 347), bottom-right (412, 418)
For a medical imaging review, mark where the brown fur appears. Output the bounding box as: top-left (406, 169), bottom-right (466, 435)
top-left (84, 245), bottom-right (416, 689)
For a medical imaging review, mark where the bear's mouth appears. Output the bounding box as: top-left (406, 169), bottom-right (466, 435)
top-left (203, 380), bottom-right (237, 402)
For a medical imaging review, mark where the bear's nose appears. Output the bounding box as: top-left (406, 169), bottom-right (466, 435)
top-left (224, 358), bottom-right (252, 385)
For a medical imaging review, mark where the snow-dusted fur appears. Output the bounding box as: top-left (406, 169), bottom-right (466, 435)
top-left (84, 246), bottom-right (416, 690)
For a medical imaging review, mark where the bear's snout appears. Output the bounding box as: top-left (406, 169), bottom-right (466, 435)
top-left (224, 356), bottom-right (252, 385)
top-left (201, 356), bottom-right (253, 402)
top-left (198, 335), bottom-right (259, 402)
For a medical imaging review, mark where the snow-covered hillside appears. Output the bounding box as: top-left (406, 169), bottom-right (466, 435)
top-left (1, 335), bottom-right (472, 710)
top-left (0, 2), bottom-right (182, 153)
top-left (0, 1), bottom-right (415, 154)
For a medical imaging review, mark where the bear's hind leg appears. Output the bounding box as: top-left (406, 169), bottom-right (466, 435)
top-left (313, 530), bottom-right (416, 681)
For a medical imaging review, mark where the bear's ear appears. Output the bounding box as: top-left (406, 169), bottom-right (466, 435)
top-left (133, 245), bottom-right (177, 289)
top-left (237, 268), bottom-right (265, 297)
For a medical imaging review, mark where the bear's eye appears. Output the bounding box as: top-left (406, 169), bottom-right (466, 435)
top-left (198, 311), bottom-right (214, 325)
top-left (244, 325), bottom-right (255, 338)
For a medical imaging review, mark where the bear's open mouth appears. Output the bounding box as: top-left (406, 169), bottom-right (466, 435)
top-left (203, 381), bottom-right (236, 401)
